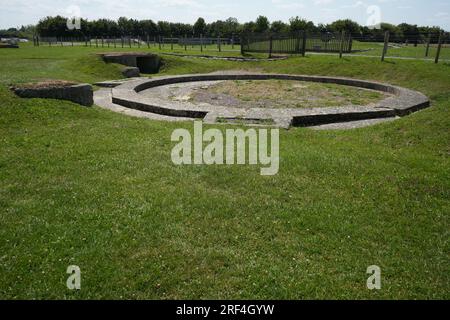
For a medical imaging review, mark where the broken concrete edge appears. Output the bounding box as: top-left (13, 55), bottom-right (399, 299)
top-left (110, 73), bottom-right (430, 128)
top-left (122, 67), bottom-right (140, 78)
top-left (13, 83), bottom-right (94, 107)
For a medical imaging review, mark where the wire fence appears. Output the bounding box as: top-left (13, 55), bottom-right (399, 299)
top-left (32, 31), bottom-right (449, 63)
top-left (33, 35), bottom-right (241, 53)
top-left (350, 32), bottom-right (450, 61)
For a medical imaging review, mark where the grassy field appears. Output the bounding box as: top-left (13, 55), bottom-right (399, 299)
top-left (0, 44), bottom-right (449, 299)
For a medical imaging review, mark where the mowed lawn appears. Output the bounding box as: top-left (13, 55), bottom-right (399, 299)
top-left (0, 44), bottom-right (449, 299)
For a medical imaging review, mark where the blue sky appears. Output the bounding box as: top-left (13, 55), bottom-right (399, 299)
top-left (1, 0), bottom-right (449, 30)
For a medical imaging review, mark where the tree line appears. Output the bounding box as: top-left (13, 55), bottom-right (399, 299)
top-left (3, 15), bottom-right (446, 43)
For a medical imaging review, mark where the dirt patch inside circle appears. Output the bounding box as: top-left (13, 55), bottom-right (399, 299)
top-left (189, 80), bottom-right (389, 109)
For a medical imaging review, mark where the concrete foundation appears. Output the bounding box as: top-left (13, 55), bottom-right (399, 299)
top-left (109, 73), bottom-right (430, 129)
top-left (13, 84), bottom-right (94, 107)
top-left (100, 53), bottom-right (161, 74)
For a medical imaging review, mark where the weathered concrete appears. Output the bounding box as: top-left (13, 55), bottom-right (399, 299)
top-left (122, 67), bottom-right (140, 78)
top-left (108, 73), bottom-right (430, 129)
top-left (14, 84), bottom-right (93, 107)
top-left (94, 77), bottom-right (148, 88)
top-left (94, 88), bottom-right (193, 122)
top-left (100, 53), bottom-right (161, 74)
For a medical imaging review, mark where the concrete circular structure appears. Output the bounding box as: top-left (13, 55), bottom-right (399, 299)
top-left (104, 73), bottom-right (430, 129)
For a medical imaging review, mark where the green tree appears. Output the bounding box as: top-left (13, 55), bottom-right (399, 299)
top-left (328, 19), bottom-right (361, 34)
top-left (270, 20), bottom-right (289, 33)
top-left (255, 16), bottom-right (269, 33)
top-left (193, 18), bottom-right (206, 36)
top-left (289, 16), bottom-right (316, 33)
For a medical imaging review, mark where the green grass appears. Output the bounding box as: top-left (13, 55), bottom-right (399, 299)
top-left (0, 44), bottom-right (449, 299)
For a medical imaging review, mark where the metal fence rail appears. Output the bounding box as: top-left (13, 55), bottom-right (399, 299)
top-left (241, 32), bottom-right (352, 55)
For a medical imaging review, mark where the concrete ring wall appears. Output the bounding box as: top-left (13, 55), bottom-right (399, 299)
top-left (111, 73), bottom-right (430, 128)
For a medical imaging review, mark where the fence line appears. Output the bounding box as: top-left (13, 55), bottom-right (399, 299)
top-left (32, 31), bottom-right (449, 63)
top-left (241, 32), bottom-right (353, 55)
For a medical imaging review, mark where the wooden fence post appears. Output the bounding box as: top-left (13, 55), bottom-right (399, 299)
top-left (425, 33), bottom-right (431, 57)
top-left (339, 31), bottom-right (345, 59)
top-left (302, 31), bottom-right (307, 57)
top-left (268, 34), bottom-right (273, 58)
top-left (381, 31), bottom-right (390, 62)
top-left (435, 32), bottom-right (443, 64)
top-left (200, 34), bottom-right (203, 52)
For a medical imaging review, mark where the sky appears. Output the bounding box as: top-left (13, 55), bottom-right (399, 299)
top-left (1, 0), bottom-right (449, 30)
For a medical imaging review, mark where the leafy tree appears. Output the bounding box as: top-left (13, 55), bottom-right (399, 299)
top-left (157, 21), bottom-right (172, 36)
top-left (328, 19), bottom-right (361, 34)
top-left (271, 20), bottom-right (289, 33)
top-left (193, 18), bottom-right (206, 36)
top-left (241, 22), bottom-right (256, 34)
top-left (255, 16), bottom-right (269, 33)
top-left (224, 17), bottom-right (239, 36)
top-left (289, 17), bottom-right (316, 33)
top-left (398, 23), bottom-right (420, 45)
top-left (31, 14), bottom-right (447, 43)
